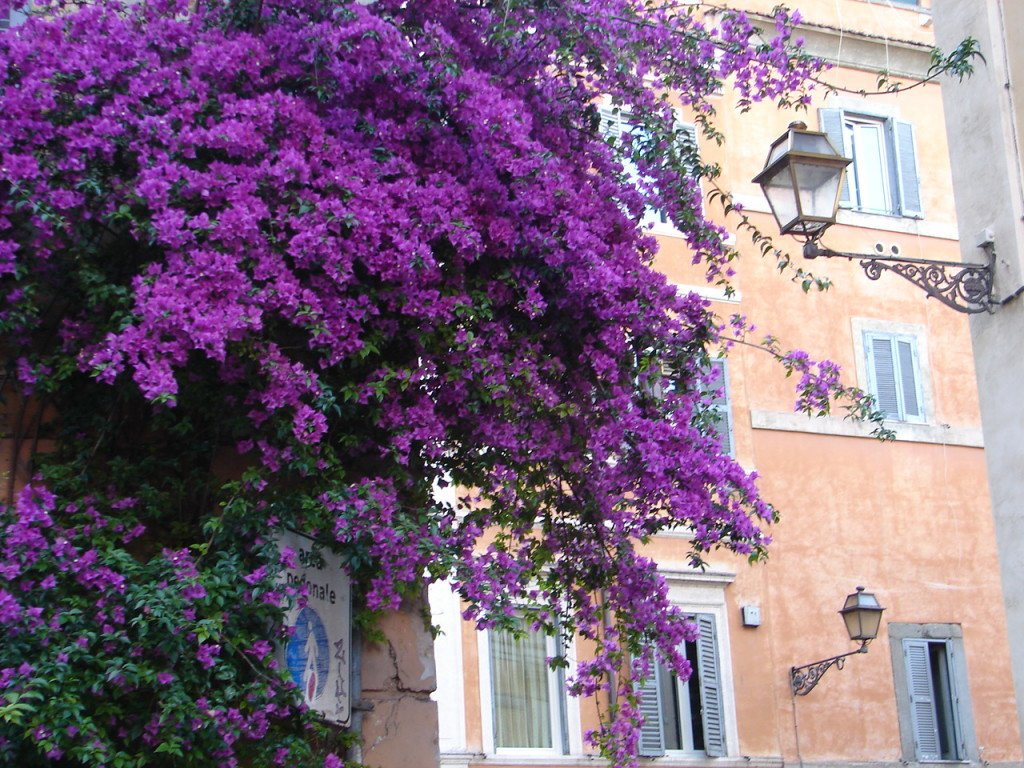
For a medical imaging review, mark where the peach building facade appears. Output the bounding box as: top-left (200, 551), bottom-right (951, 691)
top-left (411, 3), bottom-right (1024, 768)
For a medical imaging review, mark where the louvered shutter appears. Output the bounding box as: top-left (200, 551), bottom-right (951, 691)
top-left (1, 6), bottom-right (25, 26)
top-left (819, 109), bottom-right (851, 205)
top-left (637, 664), bottom-right (667, 757)
top-left (866, 334), bottom-right (901, 419)
top-left (599, 105), bottom-right (625, 141)
top-left (896, 339), bottom-right (921, 419)
top-left (706, 362), bottom-right (734, 457)
top-left (904, 639), bottom-right (942, 761)
top-left (600, 105), bottom-right (648, 221)
top-left (944, 642), bottom-right (967, 759)
top-left (695, 614), bottom-right (726, 757)
top-left (679, 123), bottom-right (701, 218)
top-left (892, 120), bottom-right (923, 217)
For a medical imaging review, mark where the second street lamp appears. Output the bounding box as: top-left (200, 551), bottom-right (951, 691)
top-left (754, 122), bottom-right (993, 314)
top-left (790, 586), bottom-right (886, 696)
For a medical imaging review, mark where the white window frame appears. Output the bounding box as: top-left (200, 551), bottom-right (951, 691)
top-left (888, 623), bottom-right (978, 764)
top-left (637, 570), bottom-right (740, 759)
top-left (819, 108), bottom-right (922, 219)
top-left (852, 318), bottom-right (932, 426)
top-left (598, 102), bottom-right (700, 238)
top-left (477, 617), bottom-right (583, 757)
top-left (428, 582), bottom-right (467, 754)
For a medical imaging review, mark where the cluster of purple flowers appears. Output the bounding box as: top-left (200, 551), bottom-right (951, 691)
top-left (0, 0), bottom-right (860, 764)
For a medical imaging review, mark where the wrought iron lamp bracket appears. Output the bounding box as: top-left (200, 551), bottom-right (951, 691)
top-left (790, 641), bottom-right (869, 696)
top-left (803, 241), bottom-right (994, 314)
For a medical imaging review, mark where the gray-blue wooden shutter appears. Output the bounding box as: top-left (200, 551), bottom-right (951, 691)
top-left (706, 362), bottom-right (734, 457)
top-left (896, 339), bottom-right (921, 419)
top-left (637, 663), bottom-right (666, 757)
top-left (680, 123), bottom-right (700, 218)
top-left (7, 4), bottom-right (25, 26)
top-left (819, 109), bottom-right (851, 205)
top-left (944, 642), bottom-right (967, 759)
top-left (696, 614), bottom-right (726, 757)
top-left (892, 120), bottom-right (923, 217)
top-left (866, 334), bottom-right (900, 419)
top-left (904, 639), bottom-right (942, 761)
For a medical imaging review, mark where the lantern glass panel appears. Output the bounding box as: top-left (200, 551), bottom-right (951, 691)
top-left (793, 160), bottom-right (844, 221)
top-left (843, 609), bottom-right (864, 640)
top-left (791, 132), bottom-right (838, 156)
top-left (765, 137), bottom-right (789, 166)
top-left (761, 165), bottom-right (799, 232)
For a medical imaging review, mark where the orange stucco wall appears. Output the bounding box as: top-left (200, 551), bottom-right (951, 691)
top-left (430, 2), bottom-right (1021, 768)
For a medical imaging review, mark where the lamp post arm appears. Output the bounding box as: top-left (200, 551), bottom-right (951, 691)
top-left (803, 241), bottom-right (993, 314)
top-left (790, 641), bottom-right (870, 696)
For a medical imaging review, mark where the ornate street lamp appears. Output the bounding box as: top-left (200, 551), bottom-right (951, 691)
top-left (790, 586), bottom-right (885, 696)
top-left (752, 122), bottom-right (851, 240)
top-left (754, 122), bottom-right (993, 314)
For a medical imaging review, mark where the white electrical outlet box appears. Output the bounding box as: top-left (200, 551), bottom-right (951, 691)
top-left (741, 605), bottom-right (761, 627)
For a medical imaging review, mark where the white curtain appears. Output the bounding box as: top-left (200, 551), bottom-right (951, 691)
top-left (490, 619), bottom-right (552, 748)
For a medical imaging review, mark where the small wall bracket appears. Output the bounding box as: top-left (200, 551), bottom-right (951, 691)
top-left (790, 641), bottom-right (870, 696)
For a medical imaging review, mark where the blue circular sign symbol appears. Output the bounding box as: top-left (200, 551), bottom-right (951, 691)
top-left (286, 606), bottom-right (331, 702)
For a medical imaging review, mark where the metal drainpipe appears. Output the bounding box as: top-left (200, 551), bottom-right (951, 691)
top-left (347, 627), bottom-right (373, 765)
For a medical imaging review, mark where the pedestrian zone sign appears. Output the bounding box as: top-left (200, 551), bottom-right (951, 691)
top-left (276, 530), bottom-right (352, 726)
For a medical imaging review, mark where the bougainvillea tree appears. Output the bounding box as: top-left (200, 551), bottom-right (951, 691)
top-left (0, 0), bottom-right (889, 765)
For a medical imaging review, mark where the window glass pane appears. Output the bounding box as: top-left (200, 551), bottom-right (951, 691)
top-left (850, 122), bottom-right (889, 212)
top-left (928, 643), bottom-right (960, 760)
top-left (685, 640), bottom-right (704, 751)
top-left (657, 642), bottom-right (704, 753)
top-left (490, 619), bottom-right (552, 748)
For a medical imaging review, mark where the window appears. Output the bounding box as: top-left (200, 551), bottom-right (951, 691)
top-left (661, 360), bottom-right (735, 456)
top-left (864, 331), bottom-right (925, 423)
top-left (819, 109), bottom-right (922, 217)
top-left (637, 614), bottom-right (726, 757)
top-left (700, 361), bottom-right (734, 457)
top-left (599, 105), bottom-right (700, 230)
top-left (904, 639), bottom-right (964, 761)
top-left (889, 624), bottom-right (976, 763)
top-left (482, 616), bottom-right (568, 753)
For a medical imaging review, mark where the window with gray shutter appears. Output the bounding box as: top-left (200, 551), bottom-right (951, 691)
top-left (864, 332), bottom-right (924, 423)
top-left (701, 361), bottom-right (734, 457)
top-left (637, 665), bottom-right (667, 757)
top-left (903, 638), bottom-right (965, 761)
top-left (637, 613), bottom-right (727, 757)
top-left (818, 109), bottom-right (922, 218)
top-left (696, 614), bottom-right (726, 757)
top-left (890, 624), bottom-right (976, 764)
top-left (905, 639), bottom-right (942, 760)
top-left (598, 105), bottom-right (699, 227)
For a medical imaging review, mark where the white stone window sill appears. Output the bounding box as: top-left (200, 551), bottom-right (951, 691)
top-left (441, 754), bottom-right (783, 768)
top-left (750, 410), bottom-right (983, 448)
